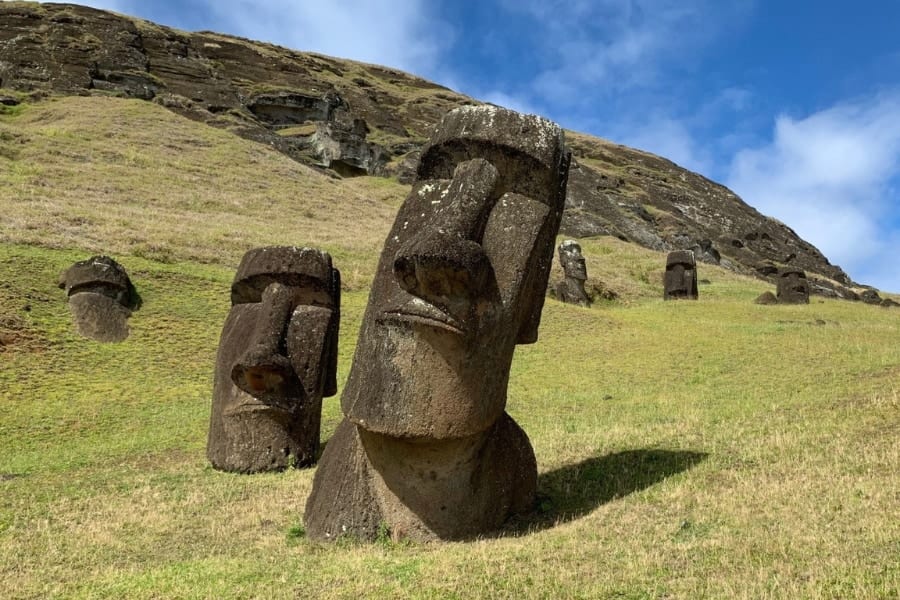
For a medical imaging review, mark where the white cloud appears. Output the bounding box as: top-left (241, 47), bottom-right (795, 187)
top-left (727, 92), bottom-right (900, 292)
top-left (499, 0), bottom-right (752, 104)
top-left (201, 1), bottom-right (446, 76)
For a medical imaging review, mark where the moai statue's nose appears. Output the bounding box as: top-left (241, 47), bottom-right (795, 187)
top-left (231, 282), bottom-right (296, 398)
top-left (393, 158), bottom-right (499, 305)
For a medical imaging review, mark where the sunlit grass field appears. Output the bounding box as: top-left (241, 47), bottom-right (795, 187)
top-left (1, 96), bottom-right (898, 599)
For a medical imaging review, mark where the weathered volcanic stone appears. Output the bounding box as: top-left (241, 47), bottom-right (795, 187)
top-left (58, 255), bottom-right (136, 342)
top-left (754, 291), bottom-right (778, 305)
top-left (776, 267), bottom-right (810, 304)
top-left (663, 250), bottom-right (699, 300)
top-left (859, 289), bottom-right (883, 305)
top-left (207, 246), bottom-right (340, 473)
top-left (555, 240), bottom-right (591, 306)
top-left (305, 105), bottom-right (570, 541)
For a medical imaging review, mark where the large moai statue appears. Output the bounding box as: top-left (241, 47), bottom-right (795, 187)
top-left (555, 240), bottom-right (591, 306)
top-left (305, 106), bottom-right (570, 541)
top-left (58, 255), bottom-right (138, 342)
top-left (776, 267), bottom-right (810, 304)
top-left (207, 246), bottom-right (340, 473)
top-left (663, 250), bottom-right (699, 300)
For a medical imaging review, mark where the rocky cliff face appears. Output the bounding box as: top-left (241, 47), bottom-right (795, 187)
top-left (0, 1), bottom-right (872, 296)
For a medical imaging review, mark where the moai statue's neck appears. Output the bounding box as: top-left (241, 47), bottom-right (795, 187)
top-left (357, 426), bottom-right (494, 540)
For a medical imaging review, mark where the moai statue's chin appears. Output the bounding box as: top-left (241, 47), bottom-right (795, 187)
top-left (663, 250), bottom-right (699, 300)
top-left (207, 246), bottom-right (340, 473)
top-left (304, 105), bottom-right (571, 541)
top-left (58, 255), bottom-right (137, 342)
top-left (555, 240), bottom-right (591, 306)
top-left (776, 267), bottom-right (810, 304)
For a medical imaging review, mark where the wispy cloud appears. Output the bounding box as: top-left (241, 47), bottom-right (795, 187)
top-left (491, 0), bottom-right (753, 115)
top-left (727, 91), bottom-right (900, 291)
top-left (199, 0), bottom-right (448, 76)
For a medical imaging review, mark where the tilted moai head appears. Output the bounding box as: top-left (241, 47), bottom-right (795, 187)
top-left (663, 250), bottom-right (699, 300)
top-left (58, 255), bottom-right (137, 342)
top-left (776, 267), bottom-right (809, 304)
top-left (305, 105), bottom-right (570, 541)
top-left (207, 246), bottom-right (340, 473)
top-left (555, 240), bottom-right (591, 306)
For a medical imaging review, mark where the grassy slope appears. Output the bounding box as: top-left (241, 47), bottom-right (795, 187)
top-left (0, 96), bottom-right (407, 290)
top-left (1, 97), bottom-right (898, 599)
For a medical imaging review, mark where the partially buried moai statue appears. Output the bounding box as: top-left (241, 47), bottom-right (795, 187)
top-left (555, 240), bottom-right (591, 306)
top-left (207, 246), bottom-right (340, 473)
top-left (304, 105), bottom-right (571, 541)
top-left (775, 267), bottom-right (809, 304)
top-left (663, 250), bottom-right (699, 300)
top-left (58, 255), bottom-right (138, 342)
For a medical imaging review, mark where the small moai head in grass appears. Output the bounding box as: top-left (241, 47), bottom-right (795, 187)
top-left (776, 267), bottom-right (810, 304)
top-left (207, 246), bottom-right (340, 473)
top-left (663, 250), bottom-right (699, 300)
top-left (305, 105), bottom-right (571, 541)
top-left (58, 255), bottom-right (138, 342)
top-left (555, 240), bottom-right (591, 306)
top-left (754, 291), bottom-right (778, 305)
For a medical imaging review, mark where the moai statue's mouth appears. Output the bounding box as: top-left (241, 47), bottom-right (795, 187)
top-left (377, 298), bottom-right (466, 336)
top-left (223, 399), bottom-right (294, 417)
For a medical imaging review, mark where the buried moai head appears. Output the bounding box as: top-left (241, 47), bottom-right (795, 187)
top-left (207, 246), bottom-right (340, 473)
top-left (58, 255), bottom-right (138, 342)
top-left (776, 267), bottom-right (810, 304)
top-left (305, 105), bottom-right (570, 541)
top-left (664, 250), bottom-right (699, 300)
top-left (555, 240), bottom-right (591, 306)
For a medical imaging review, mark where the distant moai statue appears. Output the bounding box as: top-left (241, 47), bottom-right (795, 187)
top-left (304, 105), bottom-right (570, 541)
top-left (776, 267), bottom-right (810, 304)
top-left (207, 246), bottom-right (340, 473)
top-left (555, 240), bottom-right (591, 306)
top-left (663, 250), bottom-right (699, 300)
top-left (58, 255), bottom-right (138, 342)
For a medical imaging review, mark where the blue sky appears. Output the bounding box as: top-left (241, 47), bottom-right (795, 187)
top-left (28, 0), bottom-right (900, 292)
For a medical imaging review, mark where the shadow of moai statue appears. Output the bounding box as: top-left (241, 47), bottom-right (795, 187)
top-left (304, 106), bottom-right (571, 542)
top-left (776, 267), bottom-right (810, 304)
top-left (207, 246), bottom-right (340, 473)
top-left (555, 240), bottom-right (591, 306)
top-left (663, 250), bottom-right (699, 300)
top-left (58, 255), bottom-right (139, 342)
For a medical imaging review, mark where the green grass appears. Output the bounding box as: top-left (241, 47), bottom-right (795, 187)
top-left (1, 96), bottom-right (898, 599)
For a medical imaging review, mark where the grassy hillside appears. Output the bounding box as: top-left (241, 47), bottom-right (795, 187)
top-left (1, 96), bottom-right (899, 599)
top-left (0, 95), bottom-right (407, 290)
